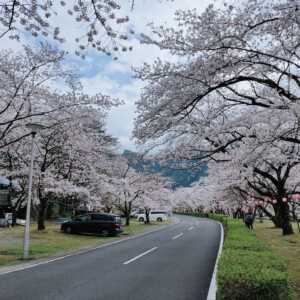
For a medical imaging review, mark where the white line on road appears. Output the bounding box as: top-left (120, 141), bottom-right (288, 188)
top-left (123, 247), bottom-right (158, 265)
top-left (188, 226), bottom-right (194, 231)
top-left (172, 233), bottom-right (183, 240)
top-left (207, 221), bottom-right (224, 300)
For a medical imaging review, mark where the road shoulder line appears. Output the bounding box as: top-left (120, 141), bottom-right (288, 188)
top-left (207, 221), bottom-right (224, 300)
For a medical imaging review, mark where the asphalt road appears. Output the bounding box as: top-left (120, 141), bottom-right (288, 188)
top-left (0, 215), bottom-right (221, 300)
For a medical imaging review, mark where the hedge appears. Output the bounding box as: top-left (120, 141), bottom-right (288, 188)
top-left (176, 212), bottom-right (296, 300)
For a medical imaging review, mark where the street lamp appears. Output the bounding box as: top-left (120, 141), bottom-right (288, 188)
top-left (23, 123), bottom-right (45, 259)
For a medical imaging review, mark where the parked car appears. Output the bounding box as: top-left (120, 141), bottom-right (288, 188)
top-left (130, 210), bottom-right (143, 218)
top-left (0, 218), bottom-right (8, 227)
top-left (0, 212), bottom-right (12, 227)
top-left (136, 211), bottom-right (168, 222)
top-left (61, 213), bottom-right (123, 236)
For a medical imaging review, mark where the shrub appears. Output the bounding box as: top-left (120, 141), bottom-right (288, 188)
top-left (217, 219), bottom-right (295, 300)
top-left (175, 213), bottom-right (295, 299)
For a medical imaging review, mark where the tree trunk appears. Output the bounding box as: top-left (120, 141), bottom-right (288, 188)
top-left (124, 201), bottom-right (131, 226)
top-left (233, 208), bottom-right (243, 219)
top-left (145, 208), bottom-right (150, 224)
top-left (37, 198), bottom-right (48, 231)
top-left (266, 201), bottom-right (294, 234)
top-left (259, 205), bottom-right (282, 228)
top-left (272, 204), bottom-right (285, 228)
top-left (279, 202), bottom-right (293, 235)
top-left (125, 214), bottom-right (130, 226)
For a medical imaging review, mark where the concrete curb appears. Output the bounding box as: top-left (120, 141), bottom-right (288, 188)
top-left (207, 221), bottom-right (224, 300)
top-left (0, 219), bottom-right (180, 276)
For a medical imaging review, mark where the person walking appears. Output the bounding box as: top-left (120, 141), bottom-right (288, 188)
top-left (244, 211), bottom-right (254, 230)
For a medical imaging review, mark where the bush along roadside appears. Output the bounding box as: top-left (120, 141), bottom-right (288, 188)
top-left (176, 212), bottom-right (296, 300)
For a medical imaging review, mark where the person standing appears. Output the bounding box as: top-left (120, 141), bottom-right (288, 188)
top-left (244, 210), bottom-right (254, 230)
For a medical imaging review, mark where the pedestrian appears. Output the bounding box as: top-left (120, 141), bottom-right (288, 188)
top-left (244, 211), bottom-right (254, 230)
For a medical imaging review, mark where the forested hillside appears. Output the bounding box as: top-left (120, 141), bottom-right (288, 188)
top-left (123, 150), bottom-right (207, 188)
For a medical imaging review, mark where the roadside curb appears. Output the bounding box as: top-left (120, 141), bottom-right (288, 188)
top-left (207, 221), bottom-right (224, 300)
top-left (0, 218), bottom-right (180, 276)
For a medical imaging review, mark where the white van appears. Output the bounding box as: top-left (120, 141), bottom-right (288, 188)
top-left (136, 211), bottom-right (168, 222)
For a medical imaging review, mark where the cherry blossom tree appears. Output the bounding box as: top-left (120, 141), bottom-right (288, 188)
top-left (0, 0), bottom-right (137, 58)
top-left (0, 62), bottom-right (120, 230)
top-left (0, 44), bottom-right (68, 148)
top-left (134, 0), bottom-right (300, 235)
top-left (0, 42), bottom-right (122, 147)
top-left (136, 175), bottom-right (172, 223)
top-left (104, 155), bottom-right (173, 225)
top-left (108, 160), bottom-right (148, 226)
top-left (0, 0), bottom-right (172, 59)
top-left (193, 141), bottom-right (300, 235)
top-left (134, 0), bottom-right (300, 159)
top-left (135, 0), bottom-right (300, 143)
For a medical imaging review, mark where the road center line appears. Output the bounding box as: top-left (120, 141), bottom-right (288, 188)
top-left (123, 247), bottom-right (158, 265)
top-left (172, 233), bottom-right (183, 240)
top-left (188, 226), bottom-right (194, 231)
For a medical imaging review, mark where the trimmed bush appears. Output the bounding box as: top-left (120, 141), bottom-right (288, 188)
top-left (176, 213), bottom-right (296, 300)
top-left (217, 219), bottom-right (295, 300)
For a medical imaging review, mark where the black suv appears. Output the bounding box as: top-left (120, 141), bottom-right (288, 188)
top-left (61, 213), bottom-right (123, 236)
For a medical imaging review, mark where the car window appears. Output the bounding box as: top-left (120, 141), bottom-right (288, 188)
top-left (75, 215), bottom-right (91, 222)
top-left (92, 214), bottom-right (113, 221)
top-left (103, 215), bottom-right (113, 221)
top-left (91, 214), bottom-right (105, 221)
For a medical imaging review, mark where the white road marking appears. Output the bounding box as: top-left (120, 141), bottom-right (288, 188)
top-left (172, 233), bottom-right (183, 240)
top-left (188, 226), bottom-right (194, 231)
top-left (123, 247), bottom-right (158, 265)
top-left (207, 221), bottom-right (224, 300)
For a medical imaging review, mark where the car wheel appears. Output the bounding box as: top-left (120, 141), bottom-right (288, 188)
top-left (157, 217), bottom-right (163, 222)
top-left (64, 226), bottom-right (73, 234)
top-left (101, 229), bottom-right (110, 237)
top-left (138, 217), bottom-right (144, 222)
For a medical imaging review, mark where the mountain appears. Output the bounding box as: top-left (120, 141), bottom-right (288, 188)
top-left (122, 150), bottom-right (207, 188)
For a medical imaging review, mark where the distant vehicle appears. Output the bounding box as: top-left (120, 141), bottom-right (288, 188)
top-left (0, 218), bottom-right (7, 227)
top-left (61, 213), bottom-right (123, 236)
top-left (136, 211), bottom-right (168, 222)
top-left (130, 210), bottom-right (143, 218)
top-left (0, 212), bottom-right (12, 227)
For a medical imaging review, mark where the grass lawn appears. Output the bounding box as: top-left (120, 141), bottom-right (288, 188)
top-left (254, 221), bottom-right (300, 299)
top-left (0, 219), bottom-right (168, 267)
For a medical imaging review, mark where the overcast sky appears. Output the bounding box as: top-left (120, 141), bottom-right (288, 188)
top-left (1, 0), bottom-right (215, 151)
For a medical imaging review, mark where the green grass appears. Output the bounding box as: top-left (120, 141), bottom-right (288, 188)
top-left (0, 219), bottom-right (167, 267)
top-left (254, 221), bottom-right (300, 299)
